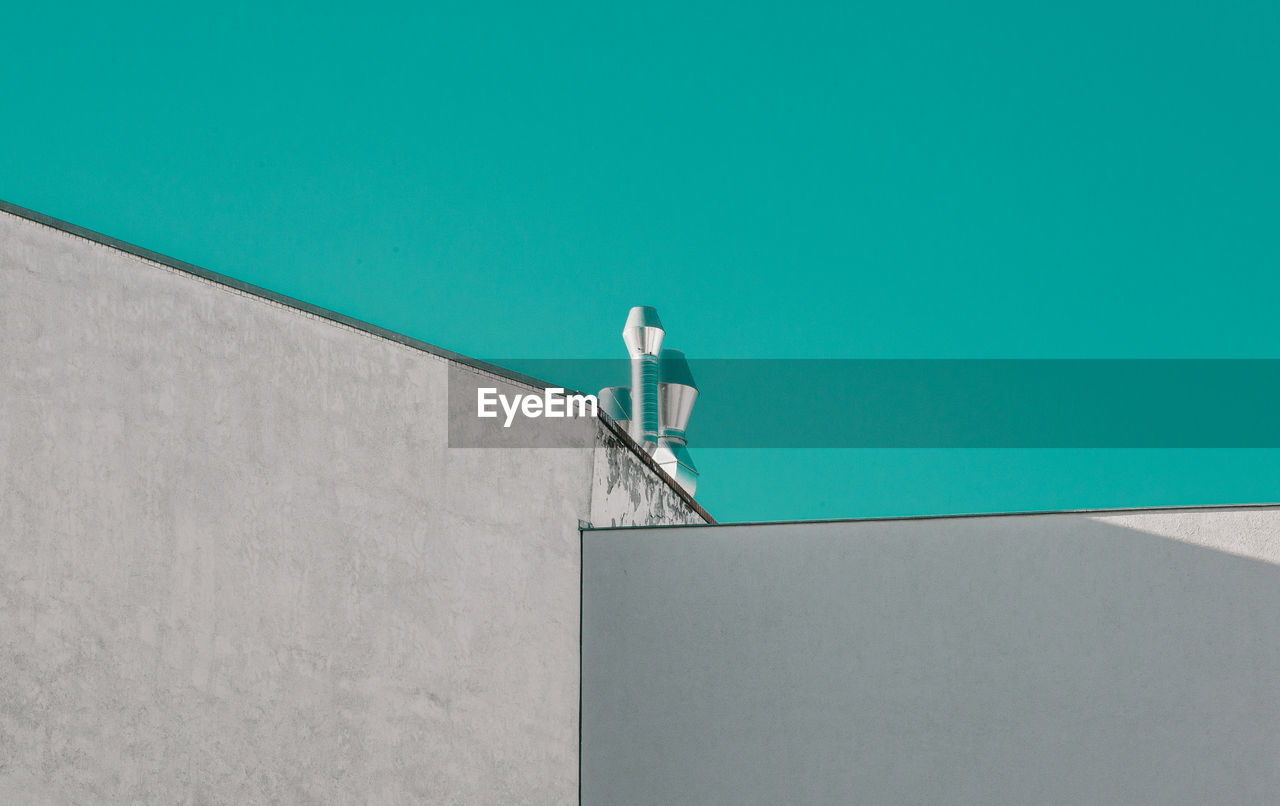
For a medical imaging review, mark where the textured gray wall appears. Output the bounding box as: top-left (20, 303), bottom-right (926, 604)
top-left (583, 507), bottom-right (1280, 805)
top-left (0, 208), bottom-right (703, 804)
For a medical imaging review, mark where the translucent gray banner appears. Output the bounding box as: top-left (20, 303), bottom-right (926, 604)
top-left (450, 359), bottom-right (1280, 448)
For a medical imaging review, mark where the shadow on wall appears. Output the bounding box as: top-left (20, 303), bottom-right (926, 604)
top-left (582, 516), bottom-right (1280, 806)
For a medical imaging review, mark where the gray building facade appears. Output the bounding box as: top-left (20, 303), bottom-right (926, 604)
top-left (583, 507), bottom-right (1280, 805)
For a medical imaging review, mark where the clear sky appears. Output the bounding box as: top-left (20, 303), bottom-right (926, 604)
top-left (3, 1), bottom-right (1278, 520)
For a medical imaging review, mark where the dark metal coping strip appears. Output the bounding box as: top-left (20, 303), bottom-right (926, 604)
top-left (583, 501), bottom-right (1280, 531)
top-left (0, 198), bottom-right (713, 524)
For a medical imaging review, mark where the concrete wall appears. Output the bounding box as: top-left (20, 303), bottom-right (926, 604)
top-left (582, 507), bottom-right (1280, 805)
top-left (0, 207), bottom-right (703, 804)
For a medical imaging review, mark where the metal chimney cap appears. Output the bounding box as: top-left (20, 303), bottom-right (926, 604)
top-left (658, 349), bottom-right (697, 390)
top-left (622, 305), bottom-right (665, 357)
top-left (623, 305), bottom-right (663, 331)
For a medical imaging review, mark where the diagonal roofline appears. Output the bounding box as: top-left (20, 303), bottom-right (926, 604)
top-left (0, 199), bottom-right (553, 387)
top-left (0, 198), bottom-right (712, 523)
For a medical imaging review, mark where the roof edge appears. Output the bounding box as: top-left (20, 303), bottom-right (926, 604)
top-left (0, 199), bottom-right (552, 390)
top-left (584, 502), bottom-right (1280, 531)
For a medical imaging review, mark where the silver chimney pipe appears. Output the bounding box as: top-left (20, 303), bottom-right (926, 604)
top-left (603, 306), bottom-right (699, 496)
top-left (621, 306), bottom-right (664, 454)
top-left (654, 349), bottom-right (699, 494)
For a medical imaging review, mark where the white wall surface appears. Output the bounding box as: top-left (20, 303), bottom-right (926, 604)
top-left (0, 208), bottom-right (702, 805)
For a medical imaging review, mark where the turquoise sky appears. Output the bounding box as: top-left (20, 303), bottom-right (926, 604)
top-left (3, 2), bottom-right (1278, 520)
